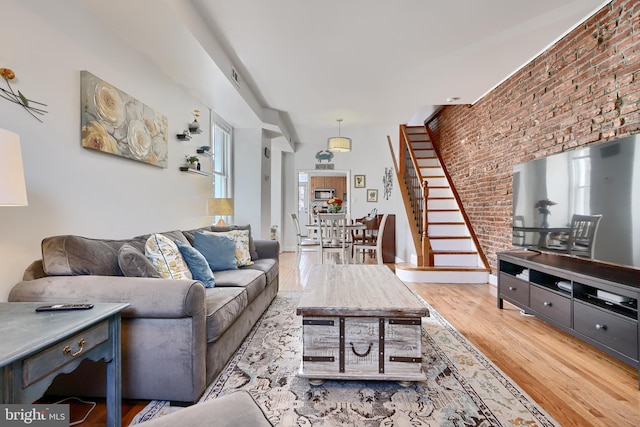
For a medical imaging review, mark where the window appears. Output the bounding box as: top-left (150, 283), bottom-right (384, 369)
top-left (212, 116), bottom-right (232, 198)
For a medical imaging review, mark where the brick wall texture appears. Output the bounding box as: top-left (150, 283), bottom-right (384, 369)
top-left (430, 0), bottom-right (640, 274)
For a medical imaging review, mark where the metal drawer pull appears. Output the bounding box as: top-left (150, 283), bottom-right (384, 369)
top-left (63, 338), bottom-right (86, 357)
top-left (350, 342), bottom-right (372, 358)
top-left (509, 286), bottom-right (516, 291)
top-left (595, 324), bottom-right (607, 331)
top-left (543, 301), bottom-right (552, 307)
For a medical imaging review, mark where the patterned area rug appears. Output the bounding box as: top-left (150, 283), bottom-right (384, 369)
top-left (131, 291), bottom-right (558, 426)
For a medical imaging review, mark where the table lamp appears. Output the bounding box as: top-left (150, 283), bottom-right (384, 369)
top-left (0, 128), bottom-right (28, 206)
top-left (208, 198), bottom-right (234, 226)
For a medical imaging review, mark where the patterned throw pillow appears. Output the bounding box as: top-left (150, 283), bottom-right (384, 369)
top-left (174, 240), bottom-right (215, 288)
top-left (145, 234), bottom-right (193, 280)
top-left (204, 229), bottom-right (254, 267)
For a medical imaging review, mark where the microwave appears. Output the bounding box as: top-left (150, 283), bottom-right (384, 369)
top-left (314, 189), bottom-right (335, 200)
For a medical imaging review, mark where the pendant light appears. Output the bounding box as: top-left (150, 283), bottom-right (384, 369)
top-left (327, 119), bottom-right (351, 152)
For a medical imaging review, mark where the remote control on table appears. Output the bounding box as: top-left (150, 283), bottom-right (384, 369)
top-left (35, 304), bottom-right (94, 312)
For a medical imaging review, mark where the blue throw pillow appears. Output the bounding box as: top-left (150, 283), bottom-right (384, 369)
top-left (193, 231), bottom-right (238, 272)
top-left (174, 240), bottom-right (215, 288)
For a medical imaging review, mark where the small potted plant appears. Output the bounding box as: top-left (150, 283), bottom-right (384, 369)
top-left (186, 155), bottom-right (200, 169)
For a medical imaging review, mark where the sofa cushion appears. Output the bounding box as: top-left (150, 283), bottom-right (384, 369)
top-left (243, 258), bottom-right (278, 285)
top-left (184, 225), bottom-right (259, 260)
top-left (42, 235), bottom-right (126, 276)
top-left (145, 234), bottom-right (192, 280)
top-left (203, 230), bottom-right (253, 267)
top-left (212, 268), bottom-right (266, 304)
top-left (174, 240), bottom-right (215, 288)
top-left (193, 232), bottom-right (238, 271)
top-left (118, 244), bottom-right (161, 278)
top-left (205, 287), bottom-right (248, 342)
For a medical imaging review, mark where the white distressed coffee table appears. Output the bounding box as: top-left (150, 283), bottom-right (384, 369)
top-left (296, 264), bottom-right (429, 385)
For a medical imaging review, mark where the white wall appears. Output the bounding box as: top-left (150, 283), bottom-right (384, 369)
top-left (0, 1), bottom-right (255, 299)
top-left (233, 128), bottom-right (264, 236)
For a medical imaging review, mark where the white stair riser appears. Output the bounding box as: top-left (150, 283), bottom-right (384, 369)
top-left (396, 269), bottom-right (489, 284)
top-left (428, 199), bottom-right (458, 210)
top-left (428, 223), bottom-right (467, 236)
top-left (414, 148), bottom-right (435, 158)
top-left (410, 141), bottom-right (432, 149)
top-left (426, 187), bottom-right (453, 198)
top-left (416, 158), bottom-right (440, 167)
top-left (429, 211), bottom-right (463, 222)
top-left (434, 253), bottom-right (480, 267)
top-left (431, 239), bottom-right (473, 251)
top-left (422, 177), bottom-right (448, 186)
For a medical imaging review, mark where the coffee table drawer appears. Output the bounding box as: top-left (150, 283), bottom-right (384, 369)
top-left (23, 321), bottom-right (109, 387)
top-left (301, 316), bottom-right (423, 380)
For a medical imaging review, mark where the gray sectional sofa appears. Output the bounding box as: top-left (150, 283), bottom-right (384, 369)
top-left (9, 225), bottom-right (279, 403)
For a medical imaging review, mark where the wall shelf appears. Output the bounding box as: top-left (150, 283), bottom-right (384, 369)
top-left (176, 133), bottom-right (191, 141)
top-left (179, 166), bottom-right (211, 176)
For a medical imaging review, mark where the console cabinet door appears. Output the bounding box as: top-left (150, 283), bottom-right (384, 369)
top-left (574, 301), bottom-right (638, 360)
top-left (530, 286), bottom-right (571, 327)
top-left (499, 273), bottom-right (529, 307)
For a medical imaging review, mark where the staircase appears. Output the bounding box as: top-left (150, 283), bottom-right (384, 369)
top-left (394, 125), bottom-right (490, 284)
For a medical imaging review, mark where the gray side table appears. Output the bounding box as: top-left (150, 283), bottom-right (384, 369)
top-left (0, 302), bottom-right (129, 427)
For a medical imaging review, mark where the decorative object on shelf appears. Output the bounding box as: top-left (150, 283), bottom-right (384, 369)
top-left (177, 129), bottom-right (191, 140)
top-left (0, 128), bottom-right (28, 206)
top-left (327, 118), bottom-right (351, 152)
top-left (0, 67), bottom-right (48, 122)
top-left (189, 109), bottom-right (202, 134)
top-left (327, 197), bottom-right (343, 213)
top-left (197, 145), bottom-right (212, 156)
top-left (315, 149), bottom-right (334, 163)
top-left (367, 189), bottom-right (378, 202)
top-left (535, 198), bottom-right (556, 228)
top-left (208, 198), bottom-right (234, 226)
top-left (354, 174), bottom-right (365, 188)
top-left (81, 71), bottom-right (168, 167)
top-left (186, 155), bottom-right (199, 169)
top-left (383, 167), bottom-right (393, 200)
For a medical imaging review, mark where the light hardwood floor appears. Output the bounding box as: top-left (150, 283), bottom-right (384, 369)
top-left (68, 250), bottom-right (639, 426)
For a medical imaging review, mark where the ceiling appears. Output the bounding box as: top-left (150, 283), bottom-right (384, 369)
top-left (82, 0), bottom-right (609, 149)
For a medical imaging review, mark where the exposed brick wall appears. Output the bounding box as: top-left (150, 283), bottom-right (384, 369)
top-left (430, 0), bottom-right (640, 274)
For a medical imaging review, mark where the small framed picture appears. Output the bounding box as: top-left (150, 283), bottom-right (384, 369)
top-left (367, 189), bottom-right (378, 202)
top-left (354, 175), bottom-right (365, 188)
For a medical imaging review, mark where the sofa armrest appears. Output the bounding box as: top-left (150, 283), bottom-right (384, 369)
top-left (254, 239), bottom-right (279, 260)
top-left (9, 276), bottom-right (206, 319)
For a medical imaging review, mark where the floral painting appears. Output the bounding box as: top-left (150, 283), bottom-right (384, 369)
top-left (81, 70), bottom-right (168, 167)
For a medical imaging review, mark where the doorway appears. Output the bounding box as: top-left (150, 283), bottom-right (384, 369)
top-left (297, 169), bottom-right (351, 231)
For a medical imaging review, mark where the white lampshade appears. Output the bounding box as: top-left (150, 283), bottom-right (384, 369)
top-left (327, 119), bottom-right (351, 152)
top-left (327, 136), bottom-right (352, 152)
top-left (0, 128), bottom-right (28, 206)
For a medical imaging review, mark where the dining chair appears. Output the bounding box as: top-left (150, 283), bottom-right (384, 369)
top-left (290, 213), bottom-right (320, 266)
top-left (567, 214), bottom-right (602, 258)
top-left (317, 213), bottom-right (351, 264)
top-left (353, 213), bottom-right (389, 264)
top-left (546, 214), bottom-right (602, 258)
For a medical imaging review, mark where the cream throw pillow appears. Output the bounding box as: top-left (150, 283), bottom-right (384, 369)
top-left (145, 233), bottom-right (193, 280)
top-left (203, 229), bottom-right (254, 267)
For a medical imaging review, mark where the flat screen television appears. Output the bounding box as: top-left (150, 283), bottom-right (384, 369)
top-left (512, 134), bottom-right (640, 270)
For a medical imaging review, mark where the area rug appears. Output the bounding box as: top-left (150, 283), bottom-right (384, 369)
top-left (131, 291), bottom-right (558, 426)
